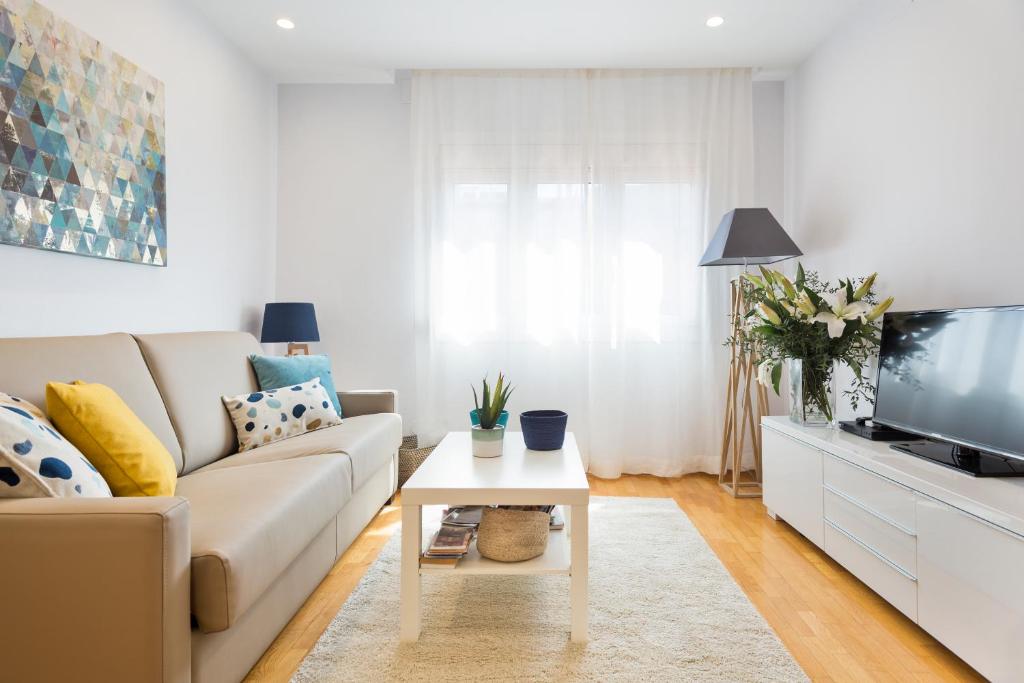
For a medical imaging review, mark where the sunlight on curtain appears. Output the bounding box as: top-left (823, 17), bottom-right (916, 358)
top-left (413, 69), bottom-right (753, 476)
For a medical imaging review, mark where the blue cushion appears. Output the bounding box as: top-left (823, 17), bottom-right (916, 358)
top-left (249, 354), bottom-right (342, 416)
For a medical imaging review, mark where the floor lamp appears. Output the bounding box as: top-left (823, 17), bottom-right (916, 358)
top-left (699, 209), bottom-right (802, 498)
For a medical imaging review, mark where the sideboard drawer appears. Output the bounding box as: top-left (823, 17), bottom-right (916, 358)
top-left (824, 487), bottom-right (916, 577)
top-left (824, 521), bottom-right (917, 621)
top-left (823, 454), bottom-right (916, 532)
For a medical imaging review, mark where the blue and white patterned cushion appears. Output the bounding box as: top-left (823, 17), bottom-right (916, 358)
top-left (221, 377), bottom-right (342, 452)
top-left (0, 392), bottom-right (112, 498)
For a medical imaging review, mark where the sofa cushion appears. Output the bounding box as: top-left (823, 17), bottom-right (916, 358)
top-left (133, 332), bottom-right (263, 474)
top-left (194, 414), bottom-right (401, 491)
top-left (46, 382), bottom-right (178, 497)
top-left (0, 333), bottom-right (183, 472)
top-left (250, 354), bottom-right (342, 415)
top-left (221, 378), bottom-right (342, 452)
top-left (175, 454), bottom-right (351, 632)
top-left (0, 392), bottom-right (112, 498)
top-left (330, 414), bottom-right (401, 490)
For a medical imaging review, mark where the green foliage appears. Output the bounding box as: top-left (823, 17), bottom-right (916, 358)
top-left (472, 373), bottom-right (514, 430)
top-left (732, 263), bottom-right (893, 420)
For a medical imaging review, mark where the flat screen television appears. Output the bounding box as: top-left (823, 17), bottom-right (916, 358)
top-left (873, 305), bottom-right (1024, 476)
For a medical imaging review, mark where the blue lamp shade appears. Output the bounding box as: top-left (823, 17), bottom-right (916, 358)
top-left (260, 303), bottom-right (320, 344)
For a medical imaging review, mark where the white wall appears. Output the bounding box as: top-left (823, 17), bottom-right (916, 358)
top-left (0, 0), bottom-right (277, 338)
top-left (788, 0), bottom-right (1024, 311)
top-left (276, 77), bottom-right (784, 433)
top-left (753, 80), bottom-right (785, 225)
top-left (752, 79), bottom-right (789, 417)
top-left (276, 80), bottom-right (417, 428)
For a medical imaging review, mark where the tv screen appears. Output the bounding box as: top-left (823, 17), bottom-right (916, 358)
top-left (874, 306), bottom-right (1024, 460)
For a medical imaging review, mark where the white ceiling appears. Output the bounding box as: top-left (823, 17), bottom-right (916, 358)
top-left (186, 0), bottom-right (864, 84)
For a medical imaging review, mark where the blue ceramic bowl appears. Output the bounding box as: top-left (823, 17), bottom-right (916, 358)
top-left (469, 409), bottom-right (509, 428)
top-left (520, 410), bottom-right (568, 450)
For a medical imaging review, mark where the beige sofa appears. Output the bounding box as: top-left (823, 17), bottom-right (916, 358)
top-left (0, 331), bottom-right (401, 683)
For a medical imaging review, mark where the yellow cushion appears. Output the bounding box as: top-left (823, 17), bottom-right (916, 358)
top-left (46, 381), bottom-right (177, 496)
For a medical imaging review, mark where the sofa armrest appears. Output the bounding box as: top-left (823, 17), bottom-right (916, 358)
top-left (339, 389), bottom-right (398, 417)
top-left (0, 496), bottom-right (191, 683)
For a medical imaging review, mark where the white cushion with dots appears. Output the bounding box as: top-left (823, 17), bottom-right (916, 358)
top-left (0, 392), bottom-right (112, 498)
top-left (221, 377), bottom-right (342, 452)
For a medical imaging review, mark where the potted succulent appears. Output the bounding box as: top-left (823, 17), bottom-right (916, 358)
top-left (471, 373), bottom-right (513, 458)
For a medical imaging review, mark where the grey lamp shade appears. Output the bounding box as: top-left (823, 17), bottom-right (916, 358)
top-left (698, 208), bottom-right (802, 266)
top-left (260, 303), bottom-right (320, 343)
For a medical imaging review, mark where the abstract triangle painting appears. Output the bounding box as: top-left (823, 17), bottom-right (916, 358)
top-left (0, 0), bottom-right (166, 266)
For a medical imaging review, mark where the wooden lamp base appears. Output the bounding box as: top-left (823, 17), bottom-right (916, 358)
top-left (719, 278), bottom-right (770, 498)
top-left (286, 342), bottom-right (310, 356)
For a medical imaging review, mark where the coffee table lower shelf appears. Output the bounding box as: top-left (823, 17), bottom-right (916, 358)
top-left (420, 521), bottom-right (570, 576)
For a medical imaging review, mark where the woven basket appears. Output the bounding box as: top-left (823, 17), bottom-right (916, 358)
top-left (520, 410), bottom-right (568, 450)
top-left (476, 507), bottom-right (550, 562)
top-left (398, 435), bottom-right (435, 489)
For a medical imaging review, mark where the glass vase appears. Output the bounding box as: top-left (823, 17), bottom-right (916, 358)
top-left (788, 358), bottom-right (837, 426)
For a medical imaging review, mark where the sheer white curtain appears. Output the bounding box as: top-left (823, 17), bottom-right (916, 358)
top-left (412, 69), bottom-right (753, 477)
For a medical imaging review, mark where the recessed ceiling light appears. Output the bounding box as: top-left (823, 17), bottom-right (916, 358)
top-left (276, 17), bottom-right (295, 30)
top-left (706, 16), bottom-right (725, 28)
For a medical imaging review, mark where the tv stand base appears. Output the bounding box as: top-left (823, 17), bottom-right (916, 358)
top-left (890, 441), bottom-right (1024, 477)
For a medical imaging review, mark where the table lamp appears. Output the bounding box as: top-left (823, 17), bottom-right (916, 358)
top-left (261, 302), bottom-right (319, 356)
top-left (699, 208), bottom-right (802, 498)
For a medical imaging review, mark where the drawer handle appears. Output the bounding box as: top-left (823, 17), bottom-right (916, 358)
top-left (825, 519), bottom-right (917, 581)
top-left (823, 484), bottom-right (916, 537)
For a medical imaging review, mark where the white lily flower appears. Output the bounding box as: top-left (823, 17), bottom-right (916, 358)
top-left (756, 360), bottom-right (774, 388)
top-left (812, 289), bottom-right (872, 338)
top-left (795, 291), bottom-right (817, 317)
top-left (758, 303), bottom-right (782, 326)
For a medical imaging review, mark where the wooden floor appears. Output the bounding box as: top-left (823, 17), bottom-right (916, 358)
top-left (244, 473), bottom-right (982, 683)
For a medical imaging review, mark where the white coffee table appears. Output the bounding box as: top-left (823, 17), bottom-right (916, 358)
top-left (399, 431), bottom-right (590, 642)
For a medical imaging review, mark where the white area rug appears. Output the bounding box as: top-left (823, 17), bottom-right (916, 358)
top-left (293, 497), bottom-right (807, 682)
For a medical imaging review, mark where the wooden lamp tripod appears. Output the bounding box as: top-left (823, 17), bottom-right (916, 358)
top-left (698, 208), bottom-right (802, 498)
top-left (718, 278), bottom-right (770, 497)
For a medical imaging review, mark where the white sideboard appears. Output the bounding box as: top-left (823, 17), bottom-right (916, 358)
top-left (762, 416), bottom-right (1024, 682)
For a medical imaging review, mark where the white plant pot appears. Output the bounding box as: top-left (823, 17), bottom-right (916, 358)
top-left (471, 424), bottom-right (505, 458)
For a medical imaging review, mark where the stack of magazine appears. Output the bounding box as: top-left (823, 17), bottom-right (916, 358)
top-left (420, 505), bottom-right (564, 569)
top-left (441, 505), bottom-right (485, 528)
top-left (420, 524), bottom-right (474, 568)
